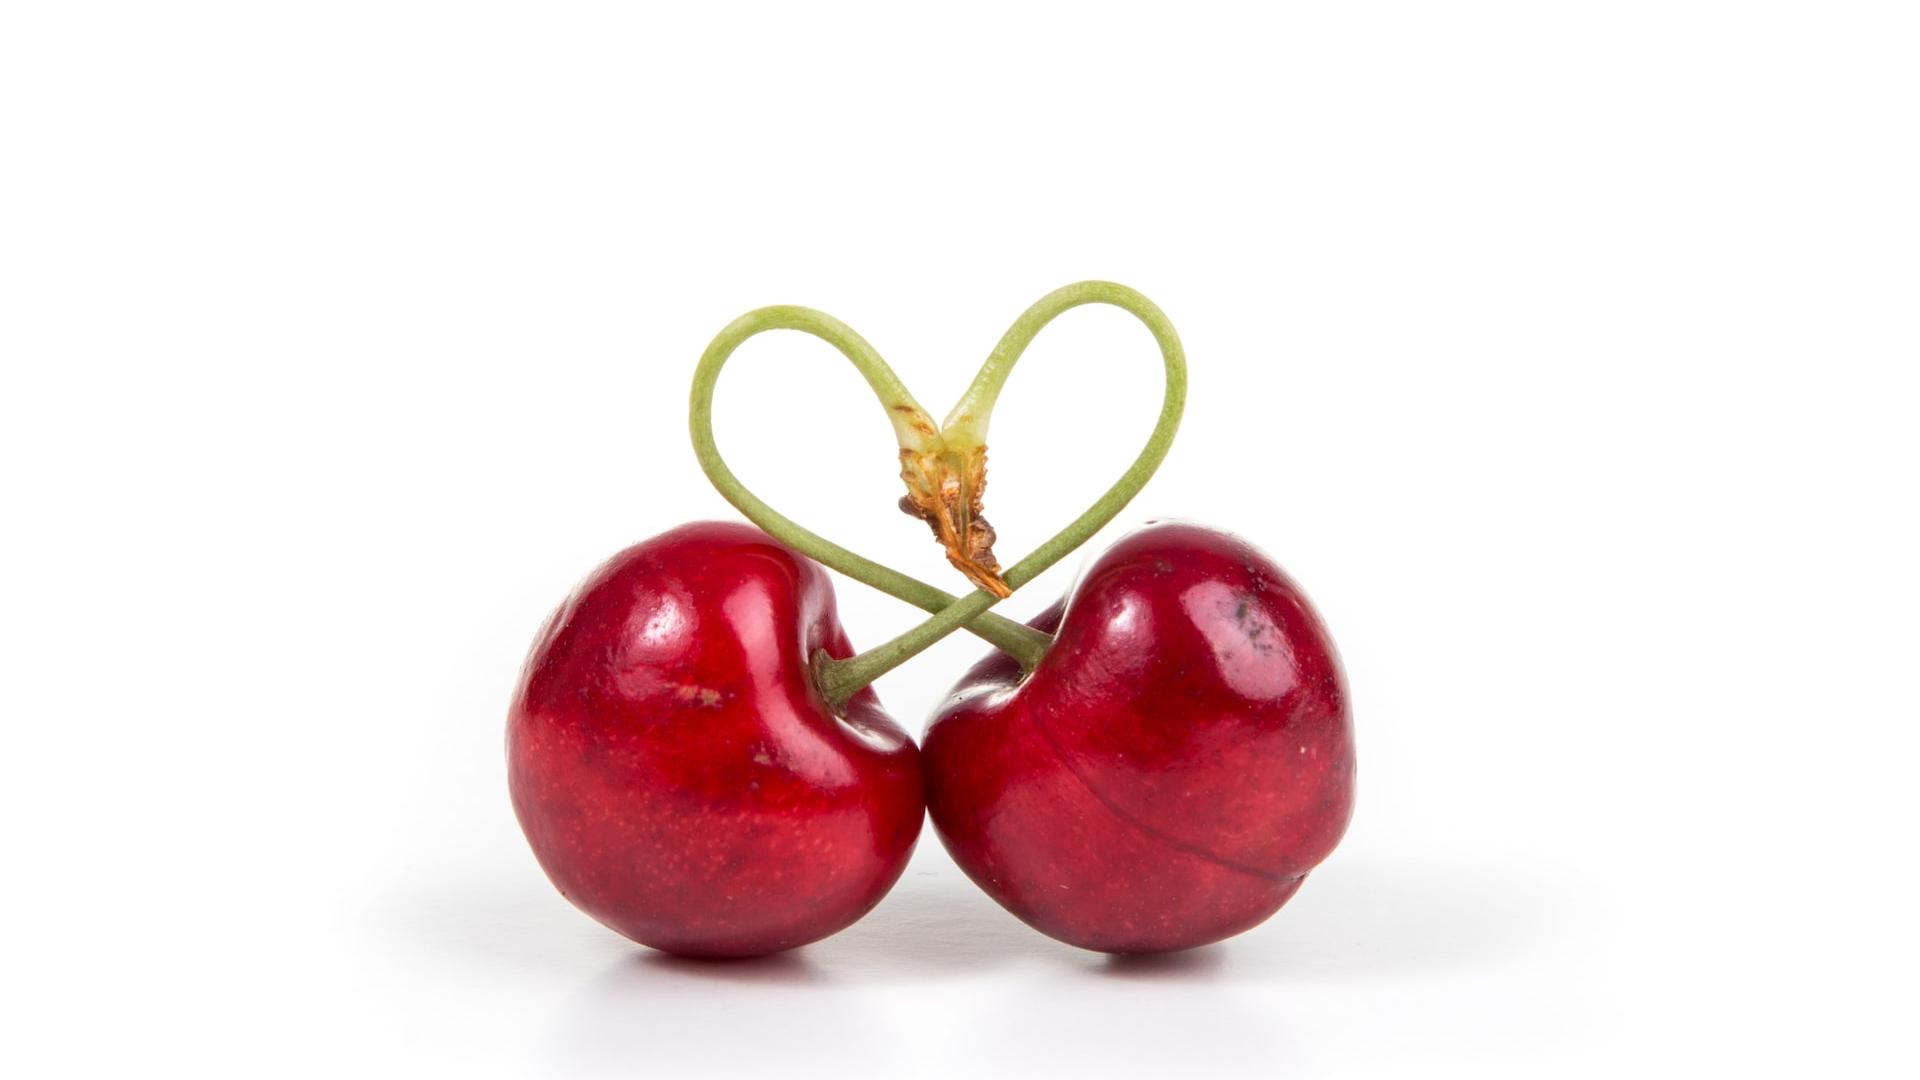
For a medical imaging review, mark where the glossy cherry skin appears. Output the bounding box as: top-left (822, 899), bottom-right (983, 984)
top-left (507, 522), bottom-right (922, 957)
top-left (924, 522), bottom-right (1354, 953)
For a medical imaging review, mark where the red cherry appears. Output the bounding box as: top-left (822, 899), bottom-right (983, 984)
top-left (507, 522), bottom-right (923, 957)
top-left (923, 522), bottom-right (1354, 953)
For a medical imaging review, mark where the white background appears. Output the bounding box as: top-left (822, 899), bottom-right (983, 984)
top-left (4, 3), bottom-right (1916, 1076)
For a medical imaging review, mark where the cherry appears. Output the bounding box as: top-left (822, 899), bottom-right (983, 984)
top-left (510, 282), bottom-right (1343, 958)
top-left (923, 522), bottom-right (1354, 953)
top-left (507, 522), bottom-right (922, 957)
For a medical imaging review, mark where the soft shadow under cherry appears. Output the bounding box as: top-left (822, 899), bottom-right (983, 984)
top-left (630, 948), bottom-right (823, 987)
top-left (1098, 946), bottom-right (1228, 980)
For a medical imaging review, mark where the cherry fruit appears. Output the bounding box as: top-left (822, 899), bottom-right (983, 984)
top-left (509, 282), bottom-right (1349, 959)
top-left (923, 522), bottom-right (1353, 953)
top-left (507, 522), bottom-right (923, 957)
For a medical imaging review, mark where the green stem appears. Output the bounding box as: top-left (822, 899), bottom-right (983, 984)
top-left (689, 305), bottom-right (1053, 662)
top-left (814, 281), bottom-right (1187, 707)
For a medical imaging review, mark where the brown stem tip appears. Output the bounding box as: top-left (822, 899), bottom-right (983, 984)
top-left (897, 444), bottom-right (1011, 598)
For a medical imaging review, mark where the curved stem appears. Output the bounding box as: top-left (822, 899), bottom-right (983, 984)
top-left (967, 281), bottom-right (1189, 591)
top-left (816, 281), bottom-right (1187, 707)
top-left (689, 305), bottom-right (1053, 663)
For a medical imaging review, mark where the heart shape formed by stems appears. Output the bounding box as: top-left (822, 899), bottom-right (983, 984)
top-left (689, 280), bottom-right (1187, 706)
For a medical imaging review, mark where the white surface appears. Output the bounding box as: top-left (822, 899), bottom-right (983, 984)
top-left (4, 3), bottom-right (1917, 1076)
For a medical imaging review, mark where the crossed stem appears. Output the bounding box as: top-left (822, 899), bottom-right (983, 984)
top-left (688, 280), bottom-right (1187, 708)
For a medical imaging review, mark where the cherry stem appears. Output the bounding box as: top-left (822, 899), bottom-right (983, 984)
top-left (689, 305), bottom-right (1055, 662)
top-left (813, 281), bottom-right (1187, 708)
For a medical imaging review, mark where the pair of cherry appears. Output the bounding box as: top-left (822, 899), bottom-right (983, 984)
top-left (507, 283), bottom-right (1354, 957)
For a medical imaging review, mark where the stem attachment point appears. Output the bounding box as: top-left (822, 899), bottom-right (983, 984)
top-left (897, 443), bottom-right (1009, 597)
